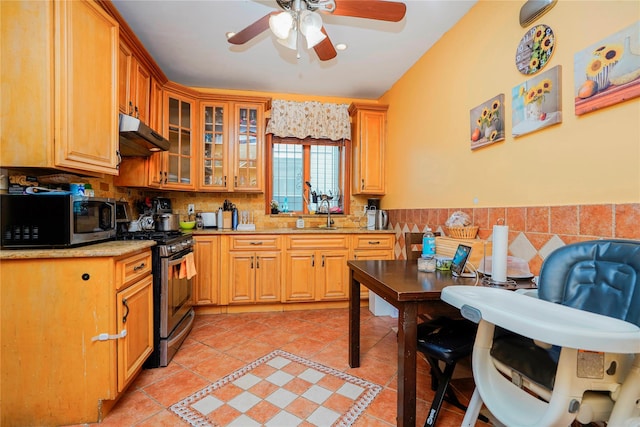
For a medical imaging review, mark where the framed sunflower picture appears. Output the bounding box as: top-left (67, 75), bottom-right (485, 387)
top-left (469, 94), bottom-right (505, 150)
top-left (512, 65), bottom-right (562, 138)
top-left (574, 21), bottom-right (640, 115)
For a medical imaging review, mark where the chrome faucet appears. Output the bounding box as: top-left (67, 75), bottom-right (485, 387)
top-left (319, 196), bottom-right (332, 228)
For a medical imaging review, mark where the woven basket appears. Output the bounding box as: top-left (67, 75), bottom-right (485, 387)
top-left (445, 225), bottom-right (479, 239)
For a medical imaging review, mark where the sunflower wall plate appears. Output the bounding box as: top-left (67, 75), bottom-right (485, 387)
top-left (515, 24), bottom-right (555, 75)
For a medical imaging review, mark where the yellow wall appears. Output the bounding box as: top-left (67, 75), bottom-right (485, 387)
top-left (380, 0), bottom-right (640, 209)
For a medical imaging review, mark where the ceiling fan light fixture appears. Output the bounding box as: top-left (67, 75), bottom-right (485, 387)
top-left (276, 29), bottom-right (298, 50)
top-left (299, 10), bottom-right (325, 49)
top-left (269, 11), bottom-right (294, 40)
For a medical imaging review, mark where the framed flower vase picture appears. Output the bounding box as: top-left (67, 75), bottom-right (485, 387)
top-left (469, 94), bottom-right (505, 150)
top-left (511, 65), bottom-right (562, 138)
top-left (574, 21), bottom-right (640, 116)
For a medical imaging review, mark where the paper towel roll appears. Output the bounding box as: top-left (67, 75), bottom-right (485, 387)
top-left (492, 224), bottom-right (509, 282)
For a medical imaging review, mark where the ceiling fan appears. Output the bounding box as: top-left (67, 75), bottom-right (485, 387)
top-left (227, 0), bottom-right (407, 61)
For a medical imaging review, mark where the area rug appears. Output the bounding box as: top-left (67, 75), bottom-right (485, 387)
top-left (170, 350), bottom-right (382, 427)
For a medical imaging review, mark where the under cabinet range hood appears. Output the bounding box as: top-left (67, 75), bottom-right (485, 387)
top-left (118, 113), bottom-right (170, 157)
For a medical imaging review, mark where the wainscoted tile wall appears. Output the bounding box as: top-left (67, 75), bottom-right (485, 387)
top-left (389, 203), bottom-right (640, 275)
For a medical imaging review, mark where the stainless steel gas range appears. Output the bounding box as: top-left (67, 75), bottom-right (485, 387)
top-left (117, 230), bottom-right (195, 367)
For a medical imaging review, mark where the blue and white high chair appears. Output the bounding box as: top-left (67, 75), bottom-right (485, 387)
top-left (442, 239), bottom-right (640, 427)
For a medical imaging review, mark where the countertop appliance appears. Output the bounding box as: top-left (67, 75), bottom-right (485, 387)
top-left (1, 194), bottom-right (116, 248)
top-left (117, 230), bottom-right (195, 368)
top-left (119, 113), bottom-right (170, 157)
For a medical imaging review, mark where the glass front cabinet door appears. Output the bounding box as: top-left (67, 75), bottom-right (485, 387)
top-left (200, 102), bottom-right (230, 190)
top-left (164, 91), bottom-right (195, 190)
top-left (233, 103), bottom-right (263, 192)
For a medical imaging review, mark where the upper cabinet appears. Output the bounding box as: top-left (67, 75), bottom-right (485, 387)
top-left (198, 98), bottom-right (267, 192)
top-left (118, 40), bottom-right (151, 124)
top-left (163, 88), bottom-right (196, 190)
top-left (1, 0), bottom-right (119, 175)
top-left (349, 103), bottom-right (388, 195)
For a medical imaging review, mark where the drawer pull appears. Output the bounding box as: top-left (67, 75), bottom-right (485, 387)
top-left (249, 241), bottom-right (263, 245)
top-left (133, 262), bottom-right (146, 272)
top-left (368, 241), bottom-right (381, 245)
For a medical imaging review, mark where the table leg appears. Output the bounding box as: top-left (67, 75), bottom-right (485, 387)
top-left (397, 302), bottom-right (418, 427)
top-left (348, 269), bottom-right (360, 368)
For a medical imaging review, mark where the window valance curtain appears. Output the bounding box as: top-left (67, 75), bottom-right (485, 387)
top-left (266, 100), bottom-right (351, 141)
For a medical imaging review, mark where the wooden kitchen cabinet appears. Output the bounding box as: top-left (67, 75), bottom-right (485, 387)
top-left (1, 0), bottom-right (119, 175)
top-left (116, 273), bottom-right (153, 392)
top-left (284, 235), bottom-right (350, 302)
top-left (222, 235), bottom-right (281, 304)
top-left (349, 103), bottom-right (388, 195)
top-left (118, 40), bottom-right (151, 125)
top-left (199, 101), bottom-right (231, 190)
top-left (197, 98), bottom-right (268, 192)
top-left (193, 235), bottom-right (220, 305)
top-left (0, 248), bottom-right (153, 426)
top-left (162, 88), bottom-right (196, 190)
top-left (350, 234), bottom-right (395, 298)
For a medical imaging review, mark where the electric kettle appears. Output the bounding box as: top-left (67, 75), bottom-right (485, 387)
top-left (376, 210), bottom-right (389, 230)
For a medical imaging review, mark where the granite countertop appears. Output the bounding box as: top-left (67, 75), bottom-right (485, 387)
top-left (187, 227), bottom-right (396, 235)
top-left (0, 240), bottom-right (156, 260)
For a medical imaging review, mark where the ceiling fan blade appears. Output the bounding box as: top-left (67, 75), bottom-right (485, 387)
top-left (330, 0), bottom-right (406, 22)
top-left (228, 12), bottom-right (278, 45)
top-left (314, 28), bottom-right (337, 61)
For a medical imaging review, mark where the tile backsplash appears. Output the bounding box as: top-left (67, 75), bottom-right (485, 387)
top-left (389, 203), bottom-right (639, 275)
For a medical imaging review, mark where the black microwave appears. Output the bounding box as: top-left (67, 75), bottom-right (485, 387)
top-left (1, 194), bottom-right (116, 248)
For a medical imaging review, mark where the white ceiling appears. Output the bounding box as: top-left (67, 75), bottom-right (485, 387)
top-left (112, 0), bottom-right (477, 99)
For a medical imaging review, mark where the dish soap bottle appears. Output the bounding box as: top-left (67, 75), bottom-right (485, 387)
top-left (422, 227), bottom-right (436, 257)
top-left (282, 197), bottom-right (289, 213)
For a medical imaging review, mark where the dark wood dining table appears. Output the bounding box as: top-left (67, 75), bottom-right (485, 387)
top-left (347, 259), bottom-right (477, 427)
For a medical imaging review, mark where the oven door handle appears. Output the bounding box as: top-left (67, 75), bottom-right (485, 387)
top-left (168, 250), bottom-right (192, 266)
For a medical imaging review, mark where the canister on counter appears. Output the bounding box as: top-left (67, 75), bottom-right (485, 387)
top-left (418, 255), bottom-right (436, 272)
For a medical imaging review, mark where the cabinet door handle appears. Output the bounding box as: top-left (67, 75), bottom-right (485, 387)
top-left (129, 101), bottom-right (134, 116)
top-left (134, 105), bottom-right (139, 119)
top-left (234, 176), bottom-right (238, 188)
top-left (223, 175), bottom-right (227, 187)
top-left (133, 262), bottom-right (146, 272)
top-left (311, 254), bottom-right (315, 267)
top-left (164, 171), bottom-right (168, 184)
top-left (122, 298), bottom-right (130, 324)
top-left (322, 255), bottom-right (325, 267)
top-left (250, 255), bottom-right (254, 269)
top-left (361, 179), bottom-right (365, 190)
top-left (256, 256), bottom-right (260, 269)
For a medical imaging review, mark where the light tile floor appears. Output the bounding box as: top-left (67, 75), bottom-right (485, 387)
top-left (81, 308), bottom-right (489, 426)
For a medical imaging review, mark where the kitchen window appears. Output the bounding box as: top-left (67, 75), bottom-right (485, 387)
top-left (267, 136), bottom-right (349, 214)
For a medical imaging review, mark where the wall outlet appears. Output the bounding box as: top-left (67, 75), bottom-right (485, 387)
top-left (187, 204), bottom-right (195, 215)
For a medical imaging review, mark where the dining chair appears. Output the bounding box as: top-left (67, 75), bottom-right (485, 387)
top-left (442, 239), bottom-right (640, 427)
top-left (406, 231), bottom-right (486, 426)
top-left (404, 231), bottom-right (424, 261)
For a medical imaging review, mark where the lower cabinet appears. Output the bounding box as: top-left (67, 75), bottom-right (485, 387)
top-left (193, 235), bottom-right (220, 305)
top-left (116, 274), bottom-right (153, 392)
top-left (283, 235), bottom-right (350, 302)
top-left (215, 233), bottom-right (395, 308)
top-left (350, 234), bottom-right (395, 298)
top-left (222, 235), bottom-right (282, 305)
top-left (0, 249), bottom-right (153, 426)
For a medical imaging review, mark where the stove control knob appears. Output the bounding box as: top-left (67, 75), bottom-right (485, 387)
top-left (169, 245), bottom-right (177, 253)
